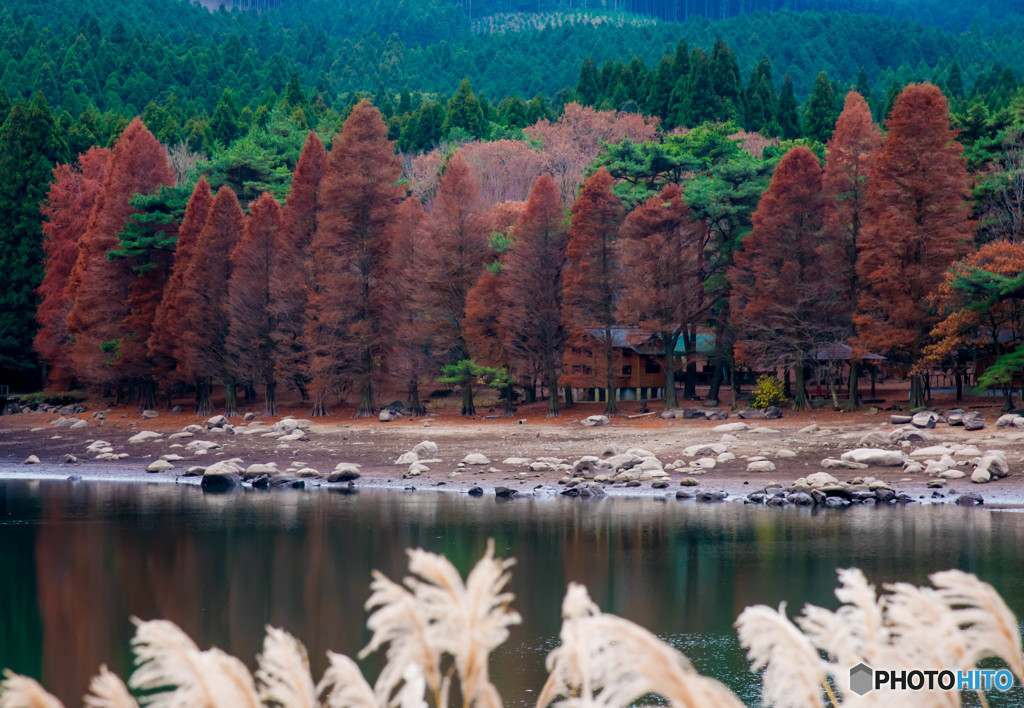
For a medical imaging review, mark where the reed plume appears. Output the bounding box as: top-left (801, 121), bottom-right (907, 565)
top-left (82, 667), bottom-right (137, 708)
top-left (0, 670), bottom-right (64, 708)
top-left (315, 653), bottom-right (376, 708)
top-left (537, 583), bottom-right (744, 708)
top-left (255, 626), bottom-right (318, 708)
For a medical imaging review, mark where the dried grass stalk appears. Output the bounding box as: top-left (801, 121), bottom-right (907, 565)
top-left (315, 652), bottom-right (376, 708)
top-left (537, 583), bottom-right (743, 708)
top-left (0, 671), bottom-right (65, 708)
top-left (255, 626), bottom-right (318, 708)
top-left (82, 666), bottom-right (137, 708)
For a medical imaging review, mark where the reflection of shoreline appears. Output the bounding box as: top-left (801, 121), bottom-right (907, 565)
top-left (4, 479), bottom-right (1024, 707)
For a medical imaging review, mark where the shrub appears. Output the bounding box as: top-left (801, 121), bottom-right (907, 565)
top-left (752, 374), bottom-right (787, 409)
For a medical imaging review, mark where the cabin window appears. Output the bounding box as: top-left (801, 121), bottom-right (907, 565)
top-left (621, 364), bottom-right (632, 375)
top-left (645, 359), bottom-right (661, 374)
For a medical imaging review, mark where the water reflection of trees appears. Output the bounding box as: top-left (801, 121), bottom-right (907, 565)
top-left (11, 481), bottom-right (1024, 706)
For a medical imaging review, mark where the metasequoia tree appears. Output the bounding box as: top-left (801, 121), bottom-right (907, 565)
top-left (304, 100), bottom-right (402, 417)
top-left (148, 176), bottom-right (213, 407)
top-left (390, 196), bottom-right (430, 415)
top-left (66, 117), bottom-right (174, 392)
top-left (561, 168), bottom-right (624, 414)
top-left (34, 146), bottom-right (110, 390)
top-left (457, 139), bottom-right (546, 206)
top-left (730, 146), bottom-right (843, 410)
top-left (925, 242), bottom-right (1024, 409)
top-left (461, 200), bottom-right (525, 415)
top-left (499, 174), bottom-right (569, 417)
top-left (414, 153), bottom-right (490, 380)
top-left (228, 193), bottom-right (283, 415)
top-left (270, 131), bottom-right (326, 402)
top-left (855, 83), bottom-right (974, 409)
top-left (617, 183), bottom-right (704, 410)
top-left (178, 185), bottom-right (245, 415)
top-left (823, 91), bottom-right (881, 409)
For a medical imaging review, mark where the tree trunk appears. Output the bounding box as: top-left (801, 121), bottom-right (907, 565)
top-left (603, 327), bottom-right (619, 415)
top-left (503, 383), bottom-right (515, 417)
top-left (563, 386), bottom-right (574, 409)
top-left (683, 327), bottom-right (697, 399)
top-left (265, 380), bottom-right (277, 417)
top-left (409, 379), bottom-right (426, 416)
top-left (845, 359), bottom-right (860, 412)
top-left (793, 362), bottom-right (808, 410)
top-left (909, 373), bottom-right (925, 410)
top-left (525, 379), bottom-right (536, 403)
top-left (663, 337), bottom-right (677, 409)
top-left (1003, 384), bottom-right (1015, 411)
top-left (461, 384), bottom-right (476, 416)
top-left (224, 376), bottom-right (239, 417)
top-left (355, 379), bottom-right (375, 418)
top-left (242, 381), bottom-right (256, 405)
top-left (310, 389), bottom-right (330, 417)
top-left (547, 368), bottom-right (561, 418)
top-left (955, 372), bottom-right (963, 402)
top-left (137, 379), bottom-right (157, 411)
top-left (870, 365), bottom-right (877, 399)
top-left (195, 378), bottom-right (214, 416)
top-left (782, 368), bottom-right (792, 398)
top-left (707, 316), bottom-right (727, 403)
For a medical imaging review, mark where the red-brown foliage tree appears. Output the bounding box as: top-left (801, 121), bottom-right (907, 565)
top-left (66, 118), bottom-right (174, 393)
top-left (178, 186), bottom-right (245, 415)
top-left (617, 183), bottom-right (704, 410)
top-left (148, 176), bottom-right (213, 407)
top-left (304, 100), bottom-right (403, 417)
top-left (730, 146), bottom-right (843, 410)
top-left (855, 83), bottom-right (974, 409)
top-left (499, 174), bottom-right (570, 417)
top-left (561, 168), bottom-right (625, 414)
top-left (34, 146), bottom-right (110, 390)
top-left (823, 91), bottom-right (881, 408)
top-left (228, 192), bottom-right (283, 415)
top-left (389, 197), bottom-right (431, 415)
top-left (270, 131), bottom-right (327, 403)
top-left (413, 153), bottom-right (490, 376)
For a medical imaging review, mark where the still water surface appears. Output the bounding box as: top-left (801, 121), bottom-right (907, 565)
top-left (2, 479), bottom-right (1024, 705)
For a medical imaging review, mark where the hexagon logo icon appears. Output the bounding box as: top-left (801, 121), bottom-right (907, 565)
top-left (850, 663), bottom-right (874, 695)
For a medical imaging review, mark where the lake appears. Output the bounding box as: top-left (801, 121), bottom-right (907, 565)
top-left (1, 478), bottom-right (1023, 706)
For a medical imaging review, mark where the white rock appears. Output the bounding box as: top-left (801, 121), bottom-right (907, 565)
top-left (747, 460), bottom-right (776, 473)
top-left (858, 431), bottom-right (890, 447)
top-left (639, 469), bottom-right (669, 480)
top-left (713, 422), bottom-right (748, 433)
top-left (822, 458), bottom-right (869, 470)
top-left (972, 468), bottom-right (992, 484)
top-left (408, 462), bottom-right (430, 475)
top-left (462, 453), bottom-right (491, 465)
top-left (839, 449), bottom-right (905, 466)
top-left (23, 455), bottom-right (40, 464)
top-left (206, 415), bottom-right (228, 428)
top-left (395, 451), bottom-right (419, 465)
top-left (940, 469), bottom-right (966, 479)
top-left (502, 457), bottom-right (531, 465)
top-left (798, 424), bottom-right (821, 434)
top-left (86, 440), bottom-right (111, 452)
top-left (278, 430), bottom-right (308, 442)
top-left (625, 447), bottom-right (656, 459)
top-left (776, 449), bottom-right (797, 458)
top-left (168, 431), bottom-right (194, 440)
top-left (910, 445), bottom-right (957, 458)
top-left (95, 453), bottom-right (119, 461)
top-left (128, 431), bottom-right (162, 444)
top-left (185, 440), bottom-right (221, 452)
top-left (530, 462), bottom-right (556, 472)
top-left (147, 460), bottom-right (174, 472)
top-left (160, 454), bottom-right (185, 462)
top-left (805, 472), bottom-right (839, 487)
top-left (953, 445), bottom-right (982, 460)
top-left (411, 441), bottom-right (439, 458)
top-left (996, 414), bottom-right (1023, 428)
top-left (182, 424), bottom-right (205, 434)
top-left (720, 434), bottom-right (739, 443)
top-left (683, 443), bottom-right (728, 457)
top-left (581, 415), bottom-right (610, 427)
top-left (295, 468), bottom-right (321, 478)
top-left (717, 452), bottom-right (736, 463)
top-left (245, 463), bottom-right (278, 475)
top-left (204, 460), bottom-right (243, 476)
top-left (693, 457), bottom-right (717, 469)
top-left (70, 419), bottom-right (88, 429)
top-left (903, 461), bottom-right (925, 474)
top-left (975, 455), bottom-right (1009, 479)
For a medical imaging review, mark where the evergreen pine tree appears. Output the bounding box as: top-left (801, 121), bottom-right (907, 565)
top-left (442, 78), bottom-right (485, 140)
top-left (804, 71), bottom-right (839, 143)
top-left (778, 75), bottom-right (801, 139)
top-left (576, 57), bottom-right (600, 107)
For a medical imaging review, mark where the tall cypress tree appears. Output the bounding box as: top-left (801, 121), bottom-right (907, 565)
top-left (778, 75), bottom-right (801, 139)
top-left (745, 56), bottom-right (777, 135)
top-left (576, 57), bottom-right (600, 107)
top-left (442, 78), bottom-right (485, 140)
top-left (0, 93), bottom-right (67, 385)
top-left (709, 38), bottom-right (744, 124)
top-left (804, 71), bottom-right (840, 143)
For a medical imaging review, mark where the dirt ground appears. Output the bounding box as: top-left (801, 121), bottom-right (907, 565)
top-left (3, 383), bottom-right (1024, 508)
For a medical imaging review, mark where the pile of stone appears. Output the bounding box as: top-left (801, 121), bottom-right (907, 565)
top-left (890, 409), bottom-right (984, 431)
top-left (745, 472), bottom-right (905, 508)
top-left (392, 441), bottom-right (441, 478)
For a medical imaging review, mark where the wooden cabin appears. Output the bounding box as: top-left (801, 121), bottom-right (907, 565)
top-left (566, 328), bottom-right (714, 402)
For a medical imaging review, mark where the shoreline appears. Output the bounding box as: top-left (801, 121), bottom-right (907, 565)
top-left (4, 402), bottom-right (1024, 508)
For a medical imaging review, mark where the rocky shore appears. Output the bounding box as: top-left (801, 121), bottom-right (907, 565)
top-left (3, 401), bottom-right (1024, 508)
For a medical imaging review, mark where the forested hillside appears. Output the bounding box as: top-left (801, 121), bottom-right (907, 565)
top-left (1, 0), bottom-right (1023, 406)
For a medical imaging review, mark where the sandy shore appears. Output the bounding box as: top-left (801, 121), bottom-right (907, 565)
top-left (3, 401), bottom-right (1024, 507)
